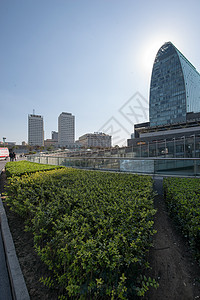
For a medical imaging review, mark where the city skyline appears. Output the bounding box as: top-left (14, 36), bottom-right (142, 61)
top-left (1, 0), bottom-right (200, 145)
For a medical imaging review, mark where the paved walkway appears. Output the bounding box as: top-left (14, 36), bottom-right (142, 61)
top-left (0, 161), bottom-right (13, 299)
top-left (0, 230), bottom-right (13, 300)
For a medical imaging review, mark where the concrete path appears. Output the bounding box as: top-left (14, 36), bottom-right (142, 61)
top-left (0, 230), bottom-right (13, 300)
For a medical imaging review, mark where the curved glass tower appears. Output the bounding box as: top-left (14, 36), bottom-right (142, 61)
top-left (149, 42), bottom-right (200, 127)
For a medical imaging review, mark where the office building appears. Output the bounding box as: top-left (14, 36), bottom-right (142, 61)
top-left (58, 112), bottom-right (75, 147)
top-left (150, 41), bottom-right (200, 127)
top-left (78, 132), bottom-right (111, 148)
top-left (28, 114), bottom-right (44, 146)
top-left (44, 139), bottom-right (58, 148)
top-left (52, 131), bottom-right (58, 141)
top-left (128, 42), bottom-right (200, 157)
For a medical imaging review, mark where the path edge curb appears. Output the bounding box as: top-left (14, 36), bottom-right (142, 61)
top-left (0, 195), bottom-right (30, 300)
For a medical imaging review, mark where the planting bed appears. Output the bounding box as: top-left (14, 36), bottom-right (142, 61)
top-left (5, 160), bottom-right (63, 177)
top-left (3, 163), bottom-right (157, 299)
top-left (1, 161), bottom-right (200, 299)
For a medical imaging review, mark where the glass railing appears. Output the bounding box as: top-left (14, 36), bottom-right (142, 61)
top-left (27, 154), bottom-right (200, 176)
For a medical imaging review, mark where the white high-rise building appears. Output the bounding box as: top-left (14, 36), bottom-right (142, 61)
top-left (58, 112), bottom-right (75, 147)
top-left (28, 114), bottom-right (44, 146)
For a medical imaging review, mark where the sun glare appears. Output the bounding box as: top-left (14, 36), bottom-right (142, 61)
top-left (141, 38), bottom-right (167, 74)
top-left (139, 32), bottom-right (184, 77)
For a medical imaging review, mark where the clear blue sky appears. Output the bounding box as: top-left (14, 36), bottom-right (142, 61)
top-left (1, 0), bottom-right (200, 146)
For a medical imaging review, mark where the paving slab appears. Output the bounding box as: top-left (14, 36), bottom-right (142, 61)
top-left (0, 229), bottom-right (13, 300)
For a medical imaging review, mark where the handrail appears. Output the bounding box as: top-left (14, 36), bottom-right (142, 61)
top-left (27, 155), bottom-right (200, 177)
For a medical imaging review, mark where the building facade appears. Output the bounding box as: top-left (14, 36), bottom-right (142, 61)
top-left (128, 42), bottom-right (200, 158)
top-left (44, 139), bottom-right (58, 148)
top-left (52, 131), bottom-right (58, 141)
top-left (78, 132), bottom-right (111, 148)
top-left (58, 112), bottom-right (75, 147)
top-left (150, 42), bottom-right (200, 127)
top-left (28, 114), bottom-right (44, 146)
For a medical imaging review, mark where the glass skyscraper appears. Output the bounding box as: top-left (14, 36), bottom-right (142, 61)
top-left (149, 42), bottom-right (200, 127)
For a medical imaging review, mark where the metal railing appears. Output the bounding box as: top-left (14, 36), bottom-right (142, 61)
top-left (27, 154), bottom-right (200, 177)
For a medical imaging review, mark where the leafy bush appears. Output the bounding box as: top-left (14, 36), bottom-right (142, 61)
top-left (5, 160), bottom-right (63, 177)
top-left (164, 177), bottom-right (200, 260)
top-left (5, 167), bottom-right (157, 299)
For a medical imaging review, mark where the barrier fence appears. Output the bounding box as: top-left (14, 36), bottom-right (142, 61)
top-left (27, 155), bottom-right (200, 177)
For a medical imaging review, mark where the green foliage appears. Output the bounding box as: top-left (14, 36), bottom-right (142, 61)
top-left (164, 177), bottom-right (200, 260)
top-left (136, 275), bottom-right (159, 297)
top-left (5, 160), bottom-right (63, 177)
top-left (39, 276), bottom-right (55, 288)
top-left (5, 167), bottom-right (157, 299)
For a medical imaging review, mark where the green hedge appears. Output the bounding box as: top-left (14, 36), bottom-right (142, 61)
top-left (5, 160), bottom-right (63, 177)
top-left (5, 167), bottom-right (157, 299)
top-left (164, 177), bottom-right (200, 260)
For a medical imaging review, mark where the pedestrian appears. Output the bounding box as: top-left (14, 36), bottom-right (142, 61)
top-left (13, 152), bottom-right (16, 161)
top-left (9, 152), bottom-right (13, 161)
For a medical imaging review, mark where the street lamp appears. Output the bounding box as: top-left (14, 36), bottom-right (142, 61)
top-left (156, 140), bottom-right (158, 157)
top-left (181, 136), bottom-right (185, 158)
top-left (3, 137), bottom-right (6, 146)
top-left (190, 134), bottom-right (196, 158)
top-left (164, 139), bottom-right (167, 157)
top-left (173, 137), bottom-right (176, 158)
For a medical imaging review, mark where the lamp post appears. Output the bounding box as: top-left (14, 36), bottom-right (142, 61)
top-left (3, 137), bottom-right (6, 147)
top-left (181, 136), bottom-right (185, 158)
top-left (156, 140), bottom-right (158, 157)
top-left (173, 137), bottom-right (176, 158)
top-left (190, 134), bottom-right (196, 158)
